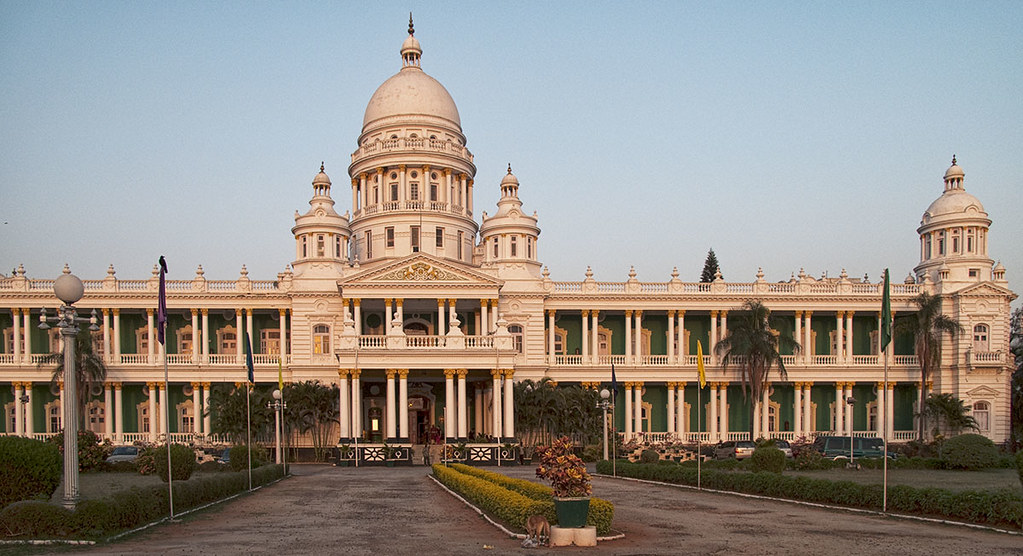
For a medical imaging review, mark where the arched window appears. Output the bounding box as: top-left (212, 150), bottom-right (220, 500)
top-left (313, 324), bottom-right (330, 354)
top-left (973, 324), bottom-right (989, 352)
top-left (508, 324), bottom-right (523, 353)
top-left (972, 401), bottom-right (990, 432)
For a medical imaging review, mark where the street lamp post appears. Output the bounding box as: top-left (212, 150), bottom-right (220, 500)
top-left (267, 389), bottom-right (286, 464)
top-left (39, 270), bottom-right (99, 510)
top-left (597, 388), bottom-right (612, 461)
top-left (846, 395), bottom-right (857, 468)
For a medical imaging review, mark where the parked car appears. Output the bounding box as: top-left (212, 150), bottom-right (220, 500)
top-left (812, 436), bottom-right (894, 459)
top-left (105, 446), bottom-right (139, 463)
top-left (714, 441), bottom-right (756, 460)
top-left (773, 439), bottom-right (794, 458)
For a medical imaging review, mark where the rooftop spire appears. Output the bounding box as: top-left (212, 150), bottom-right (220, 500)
top-left (507, 163), bottom-right (512, 174)
top-left (320, 161), bottom-right (325, 172)
top-left (408, 12), bottom-right (414, 36)
top-left (951, 154), bottom-right (957, 165)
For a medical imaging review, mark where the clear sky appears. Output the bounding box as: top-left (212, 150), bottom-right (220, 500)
top-left (2, 2), bottom-right (1020, 307)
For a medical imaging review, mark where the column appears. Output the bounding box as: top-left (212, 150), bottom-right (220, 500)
top-left (794, 382), bottom-right (803, 437)
top-left (491, 370), bottom-right (502, 440)
top-left (104, 383), bottom-right (114, 440)
top-left (846, 311), bottom-right (854, 363)
top-left (12, 310), bottom-right (21, 364)
top-left (634, 311), bottom-right (643, 363)
top-left (885, 382), bottom-right (895, 439)
top-left (490, 300), bottom-right (499, 333)
top-left (158, 383), bottom-right (168, 439)
top-left (191, 382), bottom-right (201, 434)
top-left (473, 382), bottom-right (483, 436)
top-left (245, 309), bottom-right (254, 357)
top-left (102, 309), bottom-right (111, 364)
top-left (399, 165), bottom-right (407, 202)
top-left (399, 370), bottom-right (409, 441)
top-left (667, 311), bottom-right (675, 362)
top-left (114, 383), bottom-right (123, 442)
top-left (720, 383), bottom-right (729, 440)
top-left (467, 178), bottom-right (474, 214)
top-left (279, 309), bottom-right (288, 358)
top-left (396, 298), bottom-right (404, 324)
top-left (438, 299), bottom-right (446, 336)
top-left (633, 382), bottom-right (644, 436)
top-left (581, 310), bottom-right (589, 363)
top-left (876, 312), bottom-right (883, 356)
top-left (753, 399), bottom-right (760, 440)
top-left (351, 178), bottom-right (358, 212)
top-left (721, 311), bottom-right (728, 339)
top-left (803, 383), bottom-right (813, 435)
top-left (457, 369), bottom-right (469, 439)
top-left (794, 312), bottom-right (802, 362)
top-left (591, 310), bottom-right (599, 363)
top-left (14, 383), bottom-right (23, 435)
top-left (353, 299), bottom-right (362, 335)
top-left (761, 387), bottom-right (771, 438)
top-left (444, 370), bottom-right (456, 441)
top-left (24, 383), bottom-right (32, 437)
top-left (624, 383), bottom-right (633, 438)
top-left (835, 382), bottom-right (845, 434)
top-left (677, 311), bottom-right (686, 361)
top-left (22, 310), bottom-right (32, 362)
top-left (624, 311), bottom-right (633, 364)
top-left (147, 382), bottom-right (157, 442)
top-left (480, 299), bottom-right (489, 334)
top-left (710, 311), bottom-right (718, 365)
top-left (202, 382), bottom-right (212, 437)
top-left (201, 309), bottom-right (210, 363)
top-left (235, 309), bottom-right (243, 360)
top-left (147, 309), bottom-right (155, 363)
top-left (666, 382), bottom-right (676, 437)
top-left (845, 382), bottom-right (855, 434)
top-left (709, 383), bottom-right (718, 442)
top-left (677, 382), bottom-right (686, 435)
top-left (338, 370), bottom-right (350, 442)
top-left (804, 312), bottom-right (813, 364)
top-left (502, 370), bottom-right (514, 440)
top-left (190, 309), bottom-right (199, 362)
top-left (385, 369), bottom-right (397, 441)
top-left (876, 381), bottom-right (885, 437)
top-left (384, 298), bottom-right (393, 323)
top-left (351, 370), bottom-right (362, 440)
top-left (836, 312), bottom-right (844, 362)
top-left (547, 310), bottom-right (556, 362)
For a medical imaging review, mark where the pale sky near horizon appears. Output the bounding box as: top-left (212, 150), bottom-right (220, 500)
top-left (2, 2), bottom-right (1021, 308)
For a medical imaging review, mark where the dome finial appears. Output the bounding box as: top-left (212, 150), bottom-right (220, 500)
top-left (951, 154), bottom-right (957, 166)
top-left (507, 163), bottom-right (512, 174)
top-left (320, 161), bottom-right (325, 172)
top-left (408, 12), bottom-right (414, 36)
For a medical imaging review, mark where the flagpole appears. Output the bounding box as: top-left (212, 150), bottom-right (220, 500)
top-left (883, 345), bottom-right (889, 512)
top-left (156, 256), bottom-right (175, 519)
top-left (880, 268), bottom-right (892, 513)
top-left (697, 385), bottom-right (702, 491)
top-left (246, 382), bottom-right (252, 490)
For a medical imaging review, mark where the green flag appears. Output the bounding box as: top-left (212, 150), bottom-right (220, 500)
top-left (880, 268), bottom-right (892, 351)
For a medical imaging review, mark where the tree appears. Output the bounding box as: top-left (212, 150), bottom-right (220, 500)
top-left (37, 332), bottom-right (107, 429)
top-left (514, 379), bottom-right (601, 449)
top-left (206, 383), bottom-right (274, 443)
top-left (1010, 306), bottom-right (1022, 450)
top-left (700, 249), bottom-right (721, 283)
top-left (924, 393), bottom-right (978, 437)
top-left (283, 380), bottom-right (339, 462)
top-left (894, 292), bottom-right (963, 441)
top-left (714, 300), bottom-right (800, 438)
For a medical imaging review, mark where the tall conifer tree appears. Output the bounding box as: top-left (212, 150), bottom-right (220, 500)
top-left (700, 249), bottom-right (720, 283)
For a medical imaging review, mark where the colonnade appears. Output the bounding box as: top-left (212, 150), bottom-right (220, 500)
top-left (344, 297), bottom-right (500, 335)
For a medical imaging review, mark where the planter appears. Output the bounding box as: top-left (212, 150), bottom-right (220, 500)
top-left (553, 497), bottom-right (590, 528)
top-left (385, 460), bottom-right (395, 467)
top-left (337, 460), bottom-right (350, 467)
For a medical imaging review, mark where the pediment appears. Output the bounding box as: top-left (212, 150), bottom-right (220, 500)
top-left (954, 282), bottom-right (1014, 298)
top-left (339, 253), bottom-right (502, 287)
top-left (965, 385), bottom-right (999, 398)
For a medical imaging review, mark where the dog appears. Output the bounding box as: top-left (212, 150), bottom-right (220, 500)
top-left (525, 515), bottom-right (550, 547)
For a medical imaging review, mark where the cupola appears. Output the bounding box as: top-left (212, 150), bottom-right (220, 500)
top-left (292, 163), bottom-right (351, 273)
top-left (479, 164), bottom-right (541, 276)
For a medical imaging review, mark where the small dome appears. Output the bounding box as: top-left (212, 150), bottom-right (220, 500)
top-left (924, 189), bottom-right (985, 218)
top-left (313, 163), bottom-right (331, 186)
top-left (994, 261), bottom-right (1005, 271)
top-left (944, 155), bottom-right (964, 180)
top-left (401, 34), bottom-right (421, 57)
top-left (500, 164), bottom-right (519, 186)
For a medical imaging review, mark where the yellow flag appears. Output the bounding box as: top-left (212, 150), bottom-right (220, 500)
top-left (697, 340), bottom-right (707, 388)
top-left (278, 355), bottom-right (284, 392)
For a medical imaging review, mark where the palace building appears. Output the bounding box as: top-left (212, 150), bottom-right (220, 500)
top-left (0, 23), bottom-right (1016, 460)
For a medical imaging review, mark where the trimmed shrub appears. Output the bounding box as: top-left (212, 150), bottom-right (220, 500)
top-left (136, 445), bottom-right (157, 475)
top-left (640, 449), bottom-right (660, 464)
top-left (940, 434), bottom-right (998, 470)
top-left (0, 500), bottom-right (73, 537)
top-left (750, 445), bottom-right (785, 474)
top-left (792, 449), bottom-right (829, 471)
top-left (46, 430), bottom-right (111, 472)
top-left (153, 444), bottom-right (198, 482)
top-left (0, 436), bottom-right (61, 508)
top-left (433, 464), bottom-right (551, 531)
top-left (229, 444), bottom-right (268, 472)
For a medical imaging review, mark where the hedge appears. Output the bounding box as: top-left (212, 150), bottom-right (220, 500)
top-left (153, 444), bottom-right (198, 482)
top-left (0, 436), bottom-right (61, 508)
top-left (433, 464), bottom-right (551, 532)
top-left (596, 460), bottom-right (1023, 529)
top-left (0, 464), bottom-right (285, 539)
top-left (441, 464), bottom-right (614, 535)
top-left (939, 434), bottom-right (999, 470)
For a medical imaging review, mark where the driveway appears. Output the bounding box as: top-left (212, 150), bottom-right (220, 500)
top-left (78, 464), bottom-right (1022, 555)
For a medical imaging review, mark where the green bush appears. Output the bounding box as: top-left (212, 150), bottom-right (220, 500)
top-left (750, 445), bottom-right (785, 474)
top-left (640, 449), bottom-right (660, 464)
top-left (1016, 451), bottom-right (1023, 488)
top-left (580, 444), bottom-right (602, 463)
top-left (0, 500), bottom-right (73, 537)
top-left (198, 460), bottom-right (228, 473)
top-left (136, 445), bottom-right (156, 475)
top-left (153, 444), bottom-right (198, 482)
top-left (46, 430), bottom-right (111, 472)
top-left (229, 445), bottom-right (268, 472)
top-left (940, 434), bottom-right (999, 470)
top-left (792, 449), bottom-right (829, 471)
top-left (0, 436), bottom-right (62, 508)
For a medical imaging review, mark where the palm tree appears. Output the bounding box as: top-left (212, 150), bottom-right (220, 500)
top-left (37, 332), bottom-right (107, 429)
top-left (923, 393), bottom-right (977, 437)
top-left (894, 292), bottom-right (963, 441)
top-left (714, 300), bottom-right (801, 439)
top-left (284, 380), bottom-right (339, 462)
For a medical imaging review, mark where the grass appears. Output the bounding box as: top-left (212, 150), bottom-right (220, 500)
top-left (787, 467), bottom-right (1020, 491)
top-left (48, 468), bottom-right (229, 503)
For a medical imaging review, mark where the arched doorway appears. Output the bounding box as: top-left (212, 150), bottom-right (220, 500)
top-left (409, 395), bottom-right (435, 444)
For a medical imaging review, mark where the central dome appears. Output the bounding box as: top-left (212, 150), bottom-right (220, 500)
top-left (362, 69), bottom-right (461, 129)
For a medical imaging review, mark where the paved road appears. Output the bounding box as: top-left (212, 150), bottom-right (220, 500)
top-left (74, 464), bottom-right (1021, 555)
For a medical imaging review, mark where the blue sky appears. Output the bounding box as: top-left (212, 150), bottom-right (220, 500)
top-left (2, 2), bottom-right (1020, 306)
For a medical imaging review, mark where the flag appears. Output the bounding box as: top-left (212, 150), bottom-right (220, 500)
top-left (244, 331), bottom-right (255, 383)
top-left (610, 363), bottom-right (617, 398)
top-left (156, 256), bottom-right (167, 345)
top-left (697, 340), bottom-right (707, 388)
top-left (880, 268), bottom-right (892, 352)
top-left (278, 355), bottom-right (284, 392)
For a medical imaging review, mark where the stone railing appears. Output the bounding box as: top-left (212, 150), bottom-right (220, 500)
top-left (540, 353), bottom-right (918, 368)
top-left (544, 277), bottom-right (926, 299)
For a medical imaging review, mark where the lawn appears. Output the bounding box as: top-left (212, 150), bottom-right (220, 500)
top-left (48, 468), bottom-right (228, 503)
top-left (787, 467), bottom-right (1020, 491)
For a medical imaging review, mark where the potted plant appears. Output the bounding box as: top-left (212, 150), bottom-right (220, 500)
top-left (336, 444), bottom-right (353, 467)
top-left (535, 436), bottom-right (592, 528)
top-left (383, 444), bottom-right (397, 467)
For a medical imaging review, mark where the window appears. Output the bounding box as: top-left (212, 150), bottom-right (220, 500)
top-left (390, 183), bottom-right (399, 201)
top-left (313, 324), bottom-right (330, 354)
top-left (967, 229), bottom-right (975, 252)
top-left (411, 226), bottom-right (420, 252)
top-left (385, 227), bottom-right (395, 248)
top-left (509, 324), bottom-right (523, 353)
top-left (972, 401), bottom-right (990, 431)
top-left (554, 332), bottom-right (565, 355)
top-left (493, 238), bottom-right (499, 258)
top-left (218, 326), bottom-right (237, 354)
top-left (177, 325), bottom-right (193, 354)
top-left (373, 186), bottom-right (379, 204)
top-left (924, 233), bottom-right (931, 259)
top-left (260, 329), bottom-right (280, 355)
top-left (46, 401), bottom-right (61, 433)
top-left (457, 231), bottom-right (464, 261)
top-left (136, 328), bottom-right (149, 353)
top-left (301, 236), bottom-right (307, 258)
top-left (973, 324), bottom-right (989, 351)
top-left (527, 237), bottom-right (533, 259)
top-left (951, 229), bottom-right (960, 254)
top-left (317, 234), bottom-right (325, 257)
top-left (365, 231), bottom-right (372, 259)
top-left (436, 227), bottom-right (444, 248)
top-left (510, 236), bottom-right (518, 257)
top-left (335, 236), bottom-right (342, 257)
top-left (937, 231), bottom-right (945, 255)
top-left (137, 402), bottom-right (150, 433)
top-left (410, 183), bottom-right (419, 201)
top-left (178, 400), bottom-right (195, 433)
top-left (430, 183), bottom-right (438, 201)
top-left (969, 268), bottom-right (979, 278)
top-left (86, 400), bottom-right (104, 434)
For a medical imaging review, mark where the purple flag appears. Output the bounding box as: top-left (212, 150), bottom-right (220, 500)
top-left (157, 256), bottom-right (167, 345)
